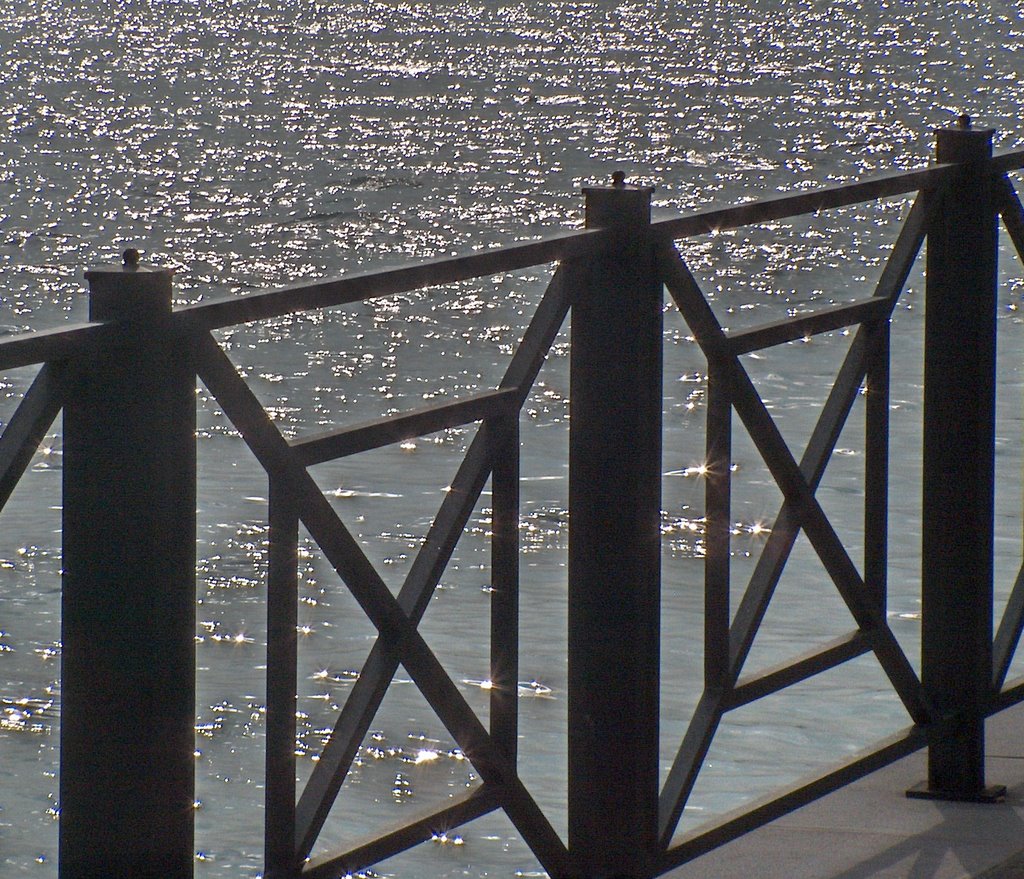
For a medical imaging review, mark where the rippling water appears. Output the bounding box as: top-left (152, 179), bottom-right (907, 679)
top-left (2, 1), bottom-right (1024, 876)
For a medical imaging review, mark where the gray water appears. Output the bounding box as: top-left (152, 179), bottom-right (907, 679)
top-left (2, 1), bottom-right (1024, 876)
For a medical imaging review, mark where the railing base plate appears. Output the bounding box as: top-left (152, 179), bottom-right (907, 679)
top-left (905, 781), bottom-right (1007, 804)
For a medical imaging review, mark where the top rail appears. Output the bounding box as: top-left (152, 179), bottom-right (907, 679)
top-left (174, 224), bottom-right (627, 332)
top-left (651, 164), bottom-right (949, 239)
top-left (0, 320), bottom-right (128, 374)
top-left (0, 150), bottom-right (1021, 373)
top-left (993, 147), bottom-right (1024, 174)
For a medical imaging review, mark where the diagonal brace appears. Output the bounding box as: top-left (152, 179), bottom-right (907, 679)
top-left (195, 333), bottom-right (571, 876)
top-left (295, 265), bottom-right (571, 859)
top-left (296, 425), bottom-right (494, 859)
top-left (996, 175), bottom-right (1024, 265)
top-left (657, 235), bottom-right (931, 725)
top-left (0, 363), bottom-right (65, 512)
top-left (725, 192), bottom-right (933, 679)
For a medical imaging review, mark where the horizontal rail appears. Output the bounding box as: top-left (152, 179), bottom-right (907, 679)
top-left (177, 164), bottom-right (962, 331)
top-left (659, 724), bottom-right (929, 872)
top-left (663, 673), bottom-right (1024, 873)
top-left (722, 296), bottom-right (891, 356)
top-left (993, 147), bottom-right (1024, 174)
top-left (302, 786), bottom-right (503, 879)
top-left (173, 227), bottom-right (618, 331)
top-left (727, 630), bottom-right (873, 709)
top-left (0, 155), bottom-right (1020, 372)
top-left (0, 312), bottom-right (185, 373)
top-left (655, 147), bottom-right (1023, 240)
top-left (652, 164), bottom-right (951, 240)
top-left (0, 320), bottom-right (115, 373)
top-left (292, 387), bottom-right (519, 466)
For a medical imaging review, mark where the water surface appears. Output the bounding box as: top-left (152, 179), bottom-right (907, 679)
top-left (2, 1), bottom-right (1024, 875)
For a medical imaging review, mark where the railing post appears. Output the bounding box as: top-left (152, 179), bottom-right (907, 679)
top-left (60, 251), bottom-right (197, 877)
top-left (567, 174), bottom-right (661, 878)
top-left (909, 117), bottom-right (1005, 802)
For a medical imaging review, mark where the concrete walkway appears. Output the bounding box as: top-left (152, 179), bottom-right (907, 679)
top-left (666, 702), bottom-right (1024, 879)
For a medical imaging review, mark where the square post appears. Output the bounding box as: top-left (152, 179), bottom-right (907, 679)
top-left (908, 118), bottom-right (1005, 803)
top-left (60, 252), bottom-right (198, 876)
top-left (567, 174), bottom-right (661, 877)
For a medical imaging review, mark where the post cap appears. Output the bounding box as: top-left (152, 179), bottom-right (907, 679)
top-left (934, 117), bottom-right (995, 163)
top-left (582, 172), bottom-right (655, 228)
top-left (84, 251), bottom-right (174, 321)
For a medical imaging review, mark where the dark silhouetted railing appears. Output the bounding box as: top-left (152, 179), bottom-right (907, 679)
top-left (2, 120), bottom-right (1024, 878)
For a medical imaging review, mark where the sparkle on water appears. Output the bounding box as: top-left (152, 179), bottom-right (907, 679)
top-left (2, 0), bottom-right (1024, 877)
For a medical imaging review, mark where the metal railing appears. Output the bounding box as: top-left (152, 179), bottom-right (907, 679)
top-left (2, 120), bottom-right (1024, 879)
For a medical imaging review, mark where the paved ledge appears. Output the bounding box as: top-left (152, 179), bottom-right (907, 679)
top-left (667, 702), bottom-right (1024, 879)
